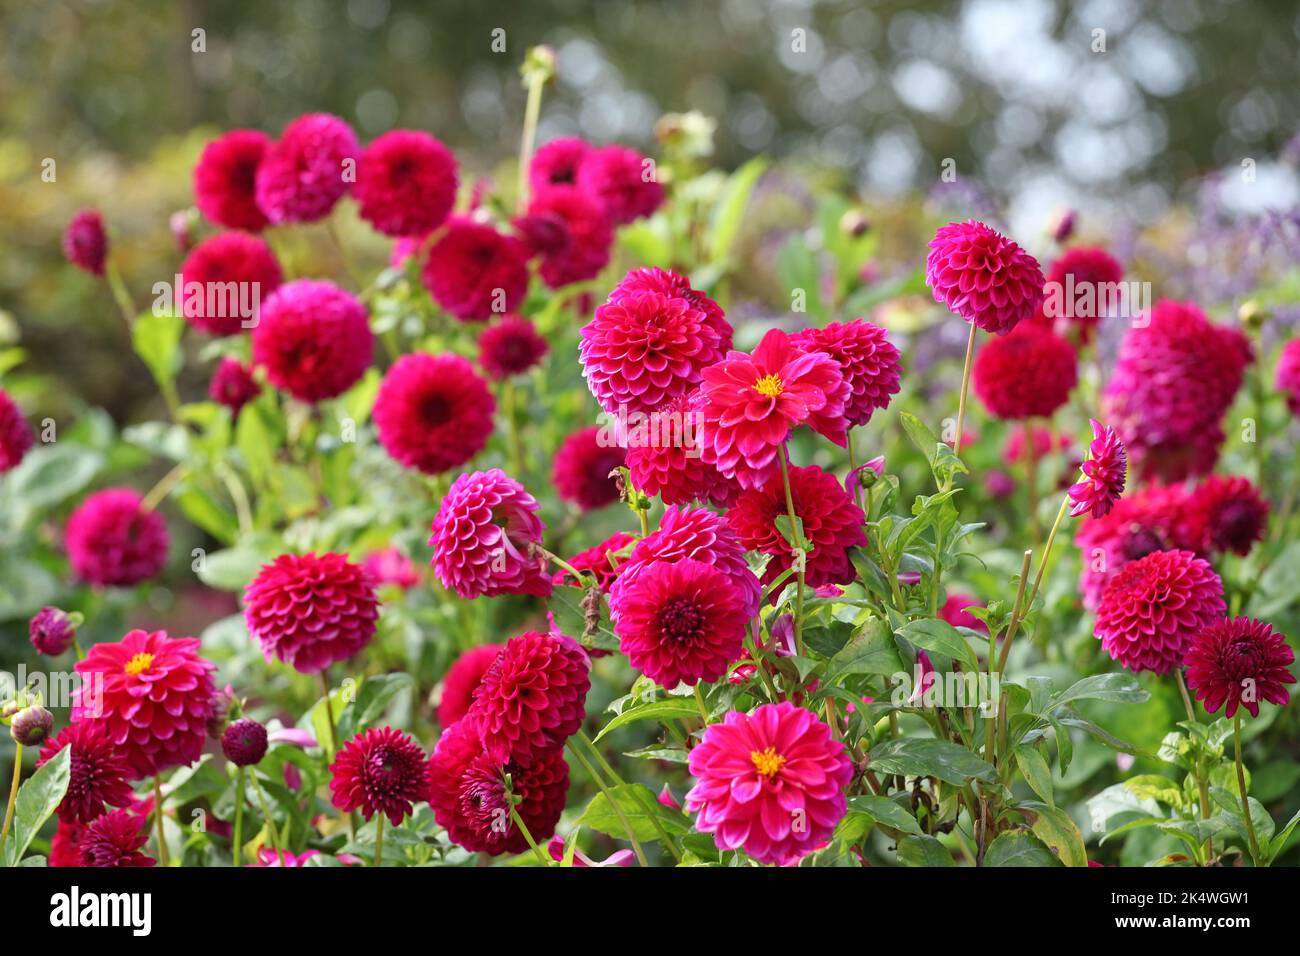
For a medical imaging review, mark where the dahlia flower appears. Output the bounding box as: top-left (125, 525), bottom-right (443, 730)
top-left (0, 388), bottom-right (34, 473)
top-left (79, 807), bottom-right (155, 867)
top-left (373, 353), bottom-right (495, 475)
top-left (1068, 419), bottom-right (1127, 519)
top-left (529, 137), bottom-right (590, 191)
top-left (1185, 617), bottom-right (1295, 718)
top-left (552, 426), bottom-right (625, 511)
top-left (178, 232), bottom-right (283, 336)
top-left (1182, 474), bottom-right (1269, 556)
top-left (1277, 337), bottom-right (1300, 416)
top-left (552, 531), bottom-right (636, 593)
top-left (208, 357), bottom-right (261, 416)
top-left (790, 320), bottom-right (901, 427)
top-left (328, 726), bottom-right (426, 826)
top-left (251, 279), bottom-right (373, 403)
top-left (65, 488), bottom-right (169, 587)
top-left (1038, 246), bottom-right (1124, 344)
top-left (610, 267), bottom-right (729, 336)
top-left (422, 218), bottom-right (531, 320)
top-left (193, 129), bottom-right (272, 231)
top-left (939, 593), bottom-right (987, 633)
top-left (37, 722), bottom-right (134, 824)
top-left (361, 546), bottom-right (419, 590)
top-left (623, 394), bottom-right (741, 507)
top-left (354, 129), bottom-right (458, 237)
top-left (478, 315), bottom-right (549, 380)
top-left (63, 209), bottom-right (108, 276)
top-left (925, 220), bottom-right (1045, 335)
top-left (29, 606), bottom-right (77, 656)
top-left (1075, 483), bottom-right (1193, 609)
top-left (221, 718), bottom-right (268, 767)
top-left (1001, 424), bottom-right (1068, 467)
top-left (519, 184), bottom-right (613, 288)
top-left (575, 144), bottom-right (665, 224)
top-left (254, 113), bottom-right (358, 223)
top-left (437, 644), bottom-right (503, 727)
top-left (972, 323), bottom-right (1078, 420)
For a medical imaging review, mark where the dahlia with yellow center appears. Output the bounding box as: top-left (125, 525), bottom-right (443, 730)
top-left (750, 747), bottom-right (786, 778)
top-left (123, 653), bottom-right (154, 676)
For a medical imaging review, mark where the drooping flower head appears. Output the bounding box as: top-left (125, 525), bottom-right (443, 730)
top-left (354, 129), bottom-right (458, 237)
top-left (1182, 474), bottom-right (1269, 556)
top-left (37, 722), bottom-right (134, 824)
top-left (925, 220), bottom-right (1045, 335)
top-left (686, 701), bottom-right (852, 866)
top-left (0, 388), bottom-right (34, 474)
top-left (575, 144), bottom-right (665, 224)
top-left (1038, 246), bottom-right (1124, 344)
top-left (244, 552), bottom-right (380, 674)
top-left (1068, 419), bottom-right (1127, 518)
top-left (421, 218), bottom-right (531, 321)
top-left (1277, 337), bottom-right (1300, 417)
top-left (790, 320), bottom-right (901, 427)
top-left (328, 726), bottom-right (426, 826)
top-left (178, 232), bottom-right (283, 336)
top-left (437, 645), bottom-right (503, 727)
top-left (373, 353), bottom-right (495, 475)
top-left (193, 129), bottom-right (272, 231)
top-left (478, 315), bottom-right (549, 380)
top-left (208, 357), bottom-right (261, 417)
top-left (529, 137), bottom-right (590, 191)
top-left (64, 209), bottom-right (108, 276)
top-left (552, 426), bottom-right (625, 512)
top-left (1185, 617), bottom-right (1295, 718)
top-left (623, 394), bottom-right (741, 508)
top-left (972, 323), bottom-right (1078, 420)
top-left (254, 113), bottom-right (359, 223)
top-left (251, 279), bottom-right (373, 403)
top-left (552, 531), bottom-right (636, 593)
top-left (518, 184), bottom-right (613, 288)
top-left (65, 488), bottom-right (169, 587)
top-left (79, 807), bottom-right (155, 867)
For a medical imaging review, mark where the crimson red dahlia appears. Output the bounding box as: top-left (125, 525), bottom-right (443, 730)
top-left (1277, 337), bottom-right (1300, 416)
top-left (623, 394), bottom-right (741, 507)
top-left (254, 113), bottom-right (358, 223)
top-left (972, 323), bottom-right (1078, 420)
top-left (79, 807), bottom-right (155, 867)
top-left (244, 552), bottom-right (379, 674)
top-left (251, 279), bottom-right (373, 403)
top-left (575, 144), bottom-right (665, 224)
top-left (528, 137), bottom-right (590, 191)
top-left (552, 531), bottom-right (636, 593)
top-left (1067, 419), bottom-right (1127, 519)
top-left (373, 353), bottom-right (495, 475)
top-left (1185, 617), bottom-right (1295, 718)
top-left (422, 218), bottom-right (531, 321)
top-left (925, 220), bottom-right (1045, 335)
top-left (611, 267), bottom-right (729, 333)
top-left (1182, 474), bottom-right (1269, 556)
top-left (65, 488), bottom-right (169, 587)
top-left (221, 718), bottom-right (268, 767)
top-left (437, 644), bottom-right (503, 727)
top-left (329, 726), bottom-right (426, 826)
top-left (519, 184), bottom-right (614, 288)
top-left (1074, 482), bottom-right (1192, 609)
top-left (37, 722), bottom-right (134, 824)
top-left (791, 320), bottom-right (901, 427)
top-left (178, 232), bottom-right (283, 336)
top-left (63, 209), bottom-right (108, 277)
top-left (208, 357), bottom-right (261, 417)
top-left (193, 129), bottom-right (272, 231)
top-left (354, 129), bottom-right (458, 237)
top-left (0, 387), bottom-right (34, 473)
top-left (477, 315), bottom-right (549, 380)
top-left (552, 426), bottom-right (625, 511)
top-left (1038, 246), bottom-right (1124, 344)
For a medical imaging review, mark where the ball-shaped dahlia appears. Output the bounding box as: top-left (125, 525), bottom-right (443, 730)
top-left (1039, 246), bottom-right (1124, 344)
top-left (519, 185), bottom-right (613, 288)
top-left (611, 505), bottom-right (762, 620)
top-left (694, 327), bottom-right (850, 489)
top-left (65, 488), bottom-right (169, 587)
top-left (580, 287), bottom-right (733, 415)
top-left (478, 315), bottom-right (549, 380)
top-left (193, 129), bottom-right (272, 231)
top-left (1094, 550), bottom-right (1226, 675)
top-left (686, 701), bottom-right (852, 866)
top-left (925, 220), bottom-right (1045, 335)
top-left (1185, 617), bottom-right (1295, 718)
top-left (64, 209), bottom-right (108, 277)
top-left (37, 722), bottom-right (134, 824)
top-left (251, 279), bottom-right (373, 403)
top-left (178, 232), bottom-right (283, 336)
top-left (1000, 424), bottom-right (1068, 467)
top-left (29, 606), bottom-right (77, 656)
top-left (1277, 337), bottom-right (1300, 417)
top-left (1075, 483), bottom-right (1193, 610)
top-left (72, 628), bottom-right (217, 779)
top-left (80, 807), bottom-right (155, 867)
top-left (354, 129), bottom-right (458, 237)
top-left (426, 719), bottom-right (569, 856)
top-left (553, 426), bottom-right (625, 511)
top-left (361, 546), bottom-right (419, 590)
top-left (254, 113), bottom-right (358, 224)
top-left (529, 137), bottom-right (590, 191)
top-left (244, 552), bottom-right (379, 674)
top-left (221, 718), bottom-right (268, 767)
top-left (208, 357), bottom-right (261, 416)
top-left (1182, 474), bottom-right (1268, 556)
top-left (437, 645), bottom-right (503, 727)
top-left (328, 726), bottom-right (426, 825)
top-left (373, 353), bottom-right (495, 475)
top-left (552, 531), bottom-right (636, 592)
top-left (0, 388), bottom-right (34, 474)
top-left (611, 267), bottom-right (730, 335)
top-left (623, 395), bottom-right (741, 508)
top-left (429, 469), bottom-right (553, 599)
top-left (421, 218), bottom-right (531, 321)
top-left (467, 631), bottom-right (591, 764)
top-left (791, 320), bottom-right (901, 427)
top-left (972, 323), bottom-right (1078, 420)
top-left (612, 557), bottom-right (748, 687)
top-left (576, 144), bottom-right (665, 224)
top-left (727, 464), bottom-right (867, 596)
top-left (1068, 419), bottom-right (1127, 519)
top-left (939, 592), bottom-right (987, 633)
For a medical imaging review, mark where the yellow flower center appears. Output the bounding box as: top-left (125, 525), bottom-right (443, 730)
top-left (124, 652), bottom-right (155, 677)
top-left (750, 747), bottom-right (787, 778)
top-left (753, 373), bottom-right (784, 398)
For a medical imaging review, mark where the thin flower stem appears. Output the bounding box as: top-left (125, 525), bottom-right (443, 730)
top-left (1174, 668), bottom-right (1214, 862)
top-left (248, 770), bottom-right (284, 857)
top-left (154, 775), bottom-right (169, 866)
top-left (319, 671), bottom-right (339, 756)
top-left (575, 728), bottom-right (681, 862)
top-left (847, 427), bottom-right (862, 509)
top-left (373, 814), bottom-right (385, 868)
top-left (1233, 714), bottom-right (1262, 866)
top-left (953, 322), bottom-right (977, 457)
top-left (997, 494), bottom-right (1069, 674)
top-left (232, 766), bottom-right (245, 866)
top-left (508, 803), bottom-right (552, 866)
top-left (777, 445), bottom-right (806, 658)
top-left (536, 546), bottom-right (588, 587)
top-left (565, 739), bottom-right (649, 866)
top-left (141, 462), bottom-right (189, 513)
top-left (503, 379), bottom-right (527, 478)
top-left (72, 639), bottom-right (86, 662)
top-left (105, 259), bottom-right (137, 327)
top-left (988, 550), bottom-right (1031, 767)
top-left (517, 68), bottom-right (546, 214)
top-left (0, 743), bottom-right (22, 853)
top-left (1022, 417), bottom-right (1040, 544)
top-left (693, 684), bottom-right (709, 723)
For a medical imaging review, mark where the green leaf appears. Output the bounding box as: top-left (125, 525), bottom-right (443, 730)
top-left (593, 699), bottom-right (702, 743)
top-left (1019, 802), bottom-right (1087, 867)
top-left (984, 831), bottom-right (1059, 867)
top-left (846, 795), bottom-right (923, 835)
top-left (1014, 746), bottom-right (1055, 806)
top-left (132, 309), bottom-right (184, 388)
top-left (1124, 774), bottom-right (1184, 809)
top-left (1249, 541), bottom-right (1300, 617)
top-left (196, 542), bottom-right (276, 592)
top-left (2, 747), bottom-right (70, 867)
top-left (340, 673), bottom-right (413, 739)
top-left (1048, 673), bottom-right (1149, 709)
top-left (896, 834), bottom-right (955, 866)
top-left (623, 746), bottom-right (689, 764)
top-left (578, 784), bottom-right (690, 842)
top-left (824, 618), bottom-right (903, 682)
top-left (707, 156), bottom-right (769, 264)
top-left (1268, 807), bottom-right (1300, 863)
top-left (867, 738), bottom-right (997, 786)
top-left (4, 443), bottom-right (103, 522)
top-left (896, 618), bottom-right (980, 672)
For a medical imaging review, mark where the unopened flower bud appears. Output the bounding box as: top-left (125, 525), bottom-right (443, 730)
top-left (221, 718), bottom-right (268, 767)
top-left (29, 606), bottom-right (77, 656)
top-left (10, 705), bottom-right (54, 746)
top-left (840, 209), bottom-right (870, 238)
top-left (1238, 299), bottom-right (1269, 332)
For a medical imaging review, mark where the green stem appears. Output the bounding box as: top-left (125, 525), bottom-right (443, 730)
top-left (517, 69), bottom-right (545, 213)
top-left (1174, 668), bottom-right (1214, 862)
top-left (1234, 713), bottom-right (1262, 866)
top-left (154, 775), bottom-right (169, 866)
top-left (953, 322), bottom-right (977, 458)
top-left (503, 379), bottom-right (527, 477)
top-left (1022, 418), bottom-right (1040, 545)
top-left (248, 770), bottom-right (283, 858)
top-left (565, 740), bottom-right (649, 867)
top-left (997, 494), bottom-right (1069, 674)
top-left (232, 766), bottom-right (245, 866)
top-left (777, 445), bottom-right (806, 658)
top-left (105, 259), bottom-right (137, 326)
top-left (373, 814), bottom-right (385, 868)
top-left (693, 684), bottom-right (709, 723)
top-left (141, 462), bottom-right (189, 513)
top-left (575, 728), bottom-right (681, 863)
top-left (0, 743), bottom-right (22, 854)
top-left (72, 639), bottom-right (86, 662)
top-left (509, 803), bottom-right (551, 866)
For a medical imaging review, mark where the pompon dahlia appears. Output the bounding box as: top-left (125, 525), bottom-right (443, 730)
top-left (1001, 423), bottom-right (1069, 466)
top-left (580, 287), bottom-right (732, 416)
top-left (354, 130), bottom-right (458, 237)
top-left (972, 323), bottom-right (1078, 420)
top-left (466, 630), bottom-right (591, 764)
top-left (1185, 617), bottom-right (1295, 718)
top-left (221, 718), bottom-right (269, 767)
top-left (623, 395), bottom-right (741, 508)
top-left (37, 722), bottom-right (134, 824)
top-left (328, 726), bottom-right (426, 826)
top-left (244, 552), bottom-right (379, 674)
top-left (518, 184), bottom-right (613, 288)
top-left (429, 469), bottom-right (553, 599)
top-left (361, 546), bottom-right (419, 590)
top-left (193, 129), bottom-right (272, 231)
top-left (1068, 419), bottom-right (1127, 519)
top-left (1038, 246), bottom-right (1124, 344)
top-left (694, 327), bottom-right (850, 489)
top-left (791, 320), bottom-right (901, 427)
top-left (1075, 483), bottom-right (1193, 610)
top-left (611, 266), bottom-right (730, 332)
top-left (727, 464), bottom-right (867, 595)
top-left (1094, 550), bottom-right (1226, 675)
top-left (0, 387), bottom-right (34, 473)
top-left (478, 315), bottom-right (549, 380)
top-left (1277, 337), bottom-right (1300, 416)
top-left (686, 701), bottom-right (852, 866)
top-left (80, 807), bottom-right (155, 867)
top-left (63, 209), bottom-right (108, 277)
top-left (939, 592), bottom-right (987, 633)
top-left (254, 113), bottom-right (358, 224)
top-left (611, 505), bottom-right (762, 620)
top-left (611, 558), bottom-right (748, 687)
top-left (437, 645), bottom-right (503, 727)
top-left (72, 628), bottom-right (217, 779)
top-left (426, 719), bottom-right (569, 856)
top-left (1182, 474), bottom-right (1269, 556)
top-left (178, 232), bottom-right (283, 336)
top-left (576, 144), bottom-right (665, 224)
top-left (552, 531), bottom-right (636, 592)
top-left (251, 279), bottom-right (373, 403)
top-left (373, 353), bottom-right (495, 475)
top-left (208, 357), bottom-right (261, 417)
top-left (1103, 300), bottom-right (1252, 482)
top-left (421, 218), bottom-right (530, 321)
top-left (66, 488), bottom-right (168, 587)
top-left (552, 426), bottom-right (625, 511)
top-left (925, 220), bottom-right (1045, 335)
top-left (529, 137), bottom-right (591, 191)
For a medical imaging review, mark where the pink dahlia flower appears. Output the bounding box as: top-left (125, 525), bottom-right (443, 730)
top-left (939, 592), bottom-right (987, 633)
top-left (1038, 246), bottom-right (1124, 344)
top-left (1185, 617), bottom-right (1295, 718)
top-left (790, 320), bottom-right (901, 427)
top-left (1068, 419), bottom-right (1127, 518)
top-left (529, 137), bottom-right (590, 191)
top-left (623, 394), bottom-right (741, 507)
top-left (37, 722), bottom-right (134, 824)
top-left (1277, 337), bottom-right (1300, 416)
top-left (208, 357), bottom-right (261, 417)
top-left (65, 488), bottom-right (169, 587)
top-left (576, 144), bottom-right (665, 224)
top-left (0, 387), bottom-right (34, 473)
top-left (361, 546), bottom-right (419, 590)
top-left (422, 218), bottom-right (531, 321)
top-left (254, 113), bottom-right (358, 223)
top-left (972, 323), bottom-right (1078, 420)
top-left (478, 315), bottom-right (549, 380)
top-left (329, 726), bottom-right (426, 826)
top-left (178, 232), bottom-right (283, 336)
top-left (518, 184), bottom-right (613, 288)
top-left (354, 129), bottom-right (458, 237)
top-left (1074, 482), bottom-right (1193, 610)
top-left (552, 426), bottom-right (625, 511)
top-left (373, 353), bottom-right (495, 475)
top-left (193, 129), bottom-right (272, 231)
top-left (925, 220), bottom-right (1044, 335)
top-left (251, 279), bottom-right (373, 403)
top-left (63, 209), bottom-right (108, 277)
top-left (436, 644), bottom-right (503, 727)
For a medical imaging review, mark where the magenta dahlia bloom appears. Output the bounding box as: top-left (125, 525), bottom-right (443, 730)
top-left (193, 129), bottom-right (272, 231)
top-left (80, 807), bottom-right (155, 867)
top-left (576, 144), bottom-right (665, 224)
top-left (1277, 337), bottom-right (1300, 417)
top-left (972, 323), bottom-right (1078, 420)
top-left (694, 327), bottom-right (849, 489)
top-left (623, 395), bottom-right (741, 508)
top-left (1183, 474), bottom-right (1269, 557)
top-left (29, 606), bottom-right (77, 656)
top-left (553, 426), bottom-right (625, 511)
top-left (179, 232), bottom-right (283, 336)
top-left (354, 130), bottom-right (458, 237)
top-left (466, 630), bottom-right (591, 764)
top-left (519, 185), bottom-right (613, 288)
top-left (429, 469), bottom-right (552, 599)
top-left (686, 701), bottom-right (852, 866)
top-left (361, 546), bottom-right (419, 590)
top-left (1038, 246), bottom-right (1124, 344)
top-left (939, 593), bottom-right (987, 633)
top-left (422, 218), bottom-right (531, 321)
top-left (251, 279), bottom-right (373, 403)
top-left (254, 113), bottom-right (358, 223)
top-left (1075, 483), bottom-right (1192, 609)
top-left (612, 558), bottom-right (748, 687)
top-left (437, 644), bottom-right (503, 727)
top-left (63, 209), bottom-right (108, 277)
top-left (72, 628), bottom-right (217, 779)
top-left (1094, 550), bottom-right (1226, 675)
top-left (373, 353), bottom-right (495, 475)
top-left (244, 552), bottom-right (379, 674)
top-left (611, 267), bottom-right (729, 334)
top-left (529, 137), bottom-right (590, 191)
top-left (925, 220), bottom-right (1045, 335)
top-left (65, 488), bottom-right (168, 587)
top-left (208, 357), bottom-right (261, 417)
top-left (1068, 419), bottom-right (1127, 518)
top-left (37, 722), bottom-right (134, 824)
top-left (552, 531), bottom-right (636, 593)
top-left (478, 315), bottom-right (549, 380)
top-left (426, 719), bottom-right (569, 856)
top-left (1185, 617), bottom-right (1295, 718)
top-left (0, 388), bottom-right (34, 473)
top-left (329, 726), bottom-right (426, 826)
top-left (791, 320), bottom-right (901, 427)
top-left (221, 718), bottom-right (268, 767)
